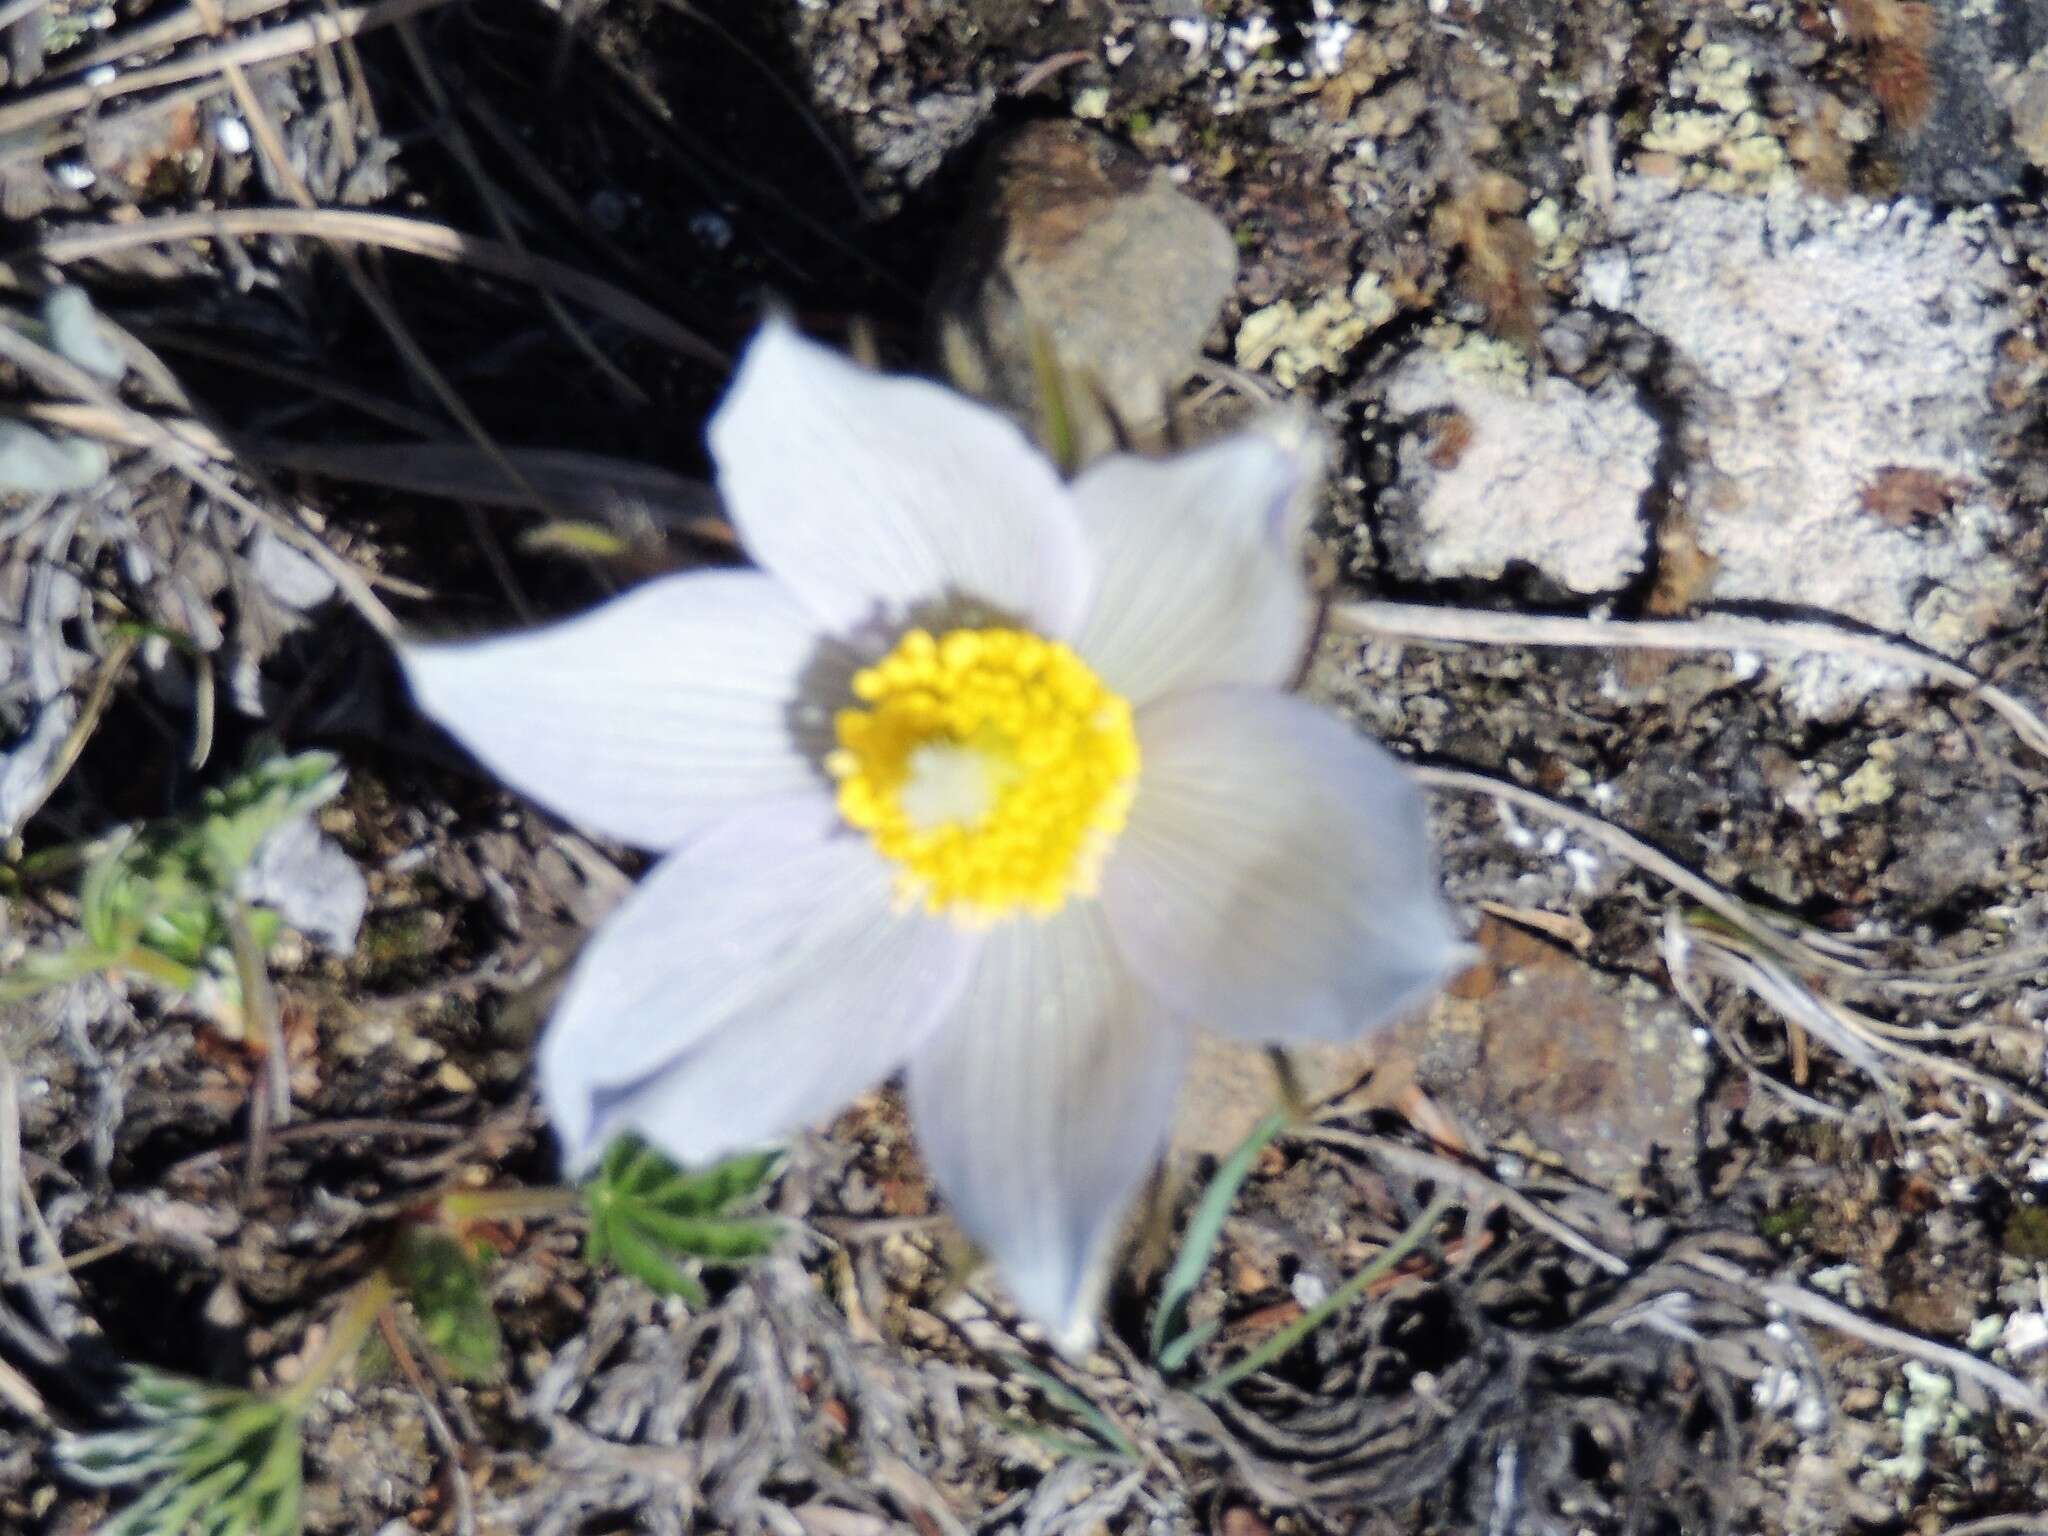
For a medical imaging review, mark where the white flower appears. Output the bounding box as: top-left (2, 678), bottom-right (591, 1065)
top-left (400, 318), bottom-right (1467, 1347)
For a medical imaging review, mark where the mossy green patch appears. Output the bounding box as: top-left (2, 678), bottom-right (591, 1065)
top-left (2004, 1205), bottom-right (2048, 1261)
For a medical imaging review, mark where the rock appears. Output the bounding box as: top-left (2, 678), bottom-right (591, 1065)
top-left (1236, 272), bottom-right (1397, 388)
top-left (1380, 340), bottom-right (1659, 596)
top-left (1411, 919), bottom-right (1707, 1194)
top-left (0, 419), bottom-right (109, 494)
top-left (1998, 46), bottom-right (2048, 170)
top-left (1171, 1035), bottom-right (1381, 1162)
top-left (869, 90), bottom-right (992, 189)
top-left (1594, 176), bottom-right (2020, 718)
top-left (1900, 4), bottom-right (2048, 203)
top-left (41, 286), bottom-right (126, 381)
top-left (929, 121), bottom-right (1237, 455)
top-left (241, 814), bottom-right (368, 955)
top-left (244, 526), bottom-right (338, 612)
top-left (0, 701), bottom-right (73, 839)
top-left (1170, 918), bottom-right (1706, 1193)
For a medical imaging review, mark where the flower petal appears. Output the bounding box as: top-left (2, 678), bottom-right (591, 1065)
top-left (907, 904), bottom-right (1187, 1348)
top-left (400, 570), bottom-right (836, 851)
top-left (1102, 688), bottom-right (1467, 1044)
top-left (541, 797), bottom-right (976, 1170)
top-left (707, 317), bottom-right (1091, 641)
top-left (1068, 433), bottom-right (1313, 706)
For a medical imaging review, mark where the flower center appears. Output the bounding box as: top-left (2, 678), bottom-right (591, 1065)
top-left (827, 626), bottom-right (1140, 922)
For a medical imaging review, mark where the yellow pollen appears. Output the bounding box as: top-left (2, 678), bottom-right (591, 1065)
top-left (827, 626), bottom-right (1140, 922)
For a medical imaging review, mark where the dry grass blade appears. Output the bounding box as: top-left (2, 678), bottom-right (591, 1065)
top-left (12, 413), bottom-right (435, 602)
top-left (653, 0), bottom-right (874, 219)
top-left (43, 0), bottom-right (290, 79)
top-left (377, 1309), bottom-right (479, 1536)
top-left (0, 0), bottom-right (50, 34)
top-left (1335, 600), bottom-right (2048, 767)
top-left (0, 318), bottom-right (398, 636)
top-left (394, 16), bottom-right (646, 407)
top-left (459, 92), bottom-right (696, 315)
top-left (0, 1045), bottom-right (23, 1282)
top-left (16, 401), bottom-right (230, 456)
top-left (225, 903), bottom-right (290, 1134)
top-left (0, 0), bottom-right (451, 141)
top-left (188, 0), bottom-right (554, 525)
top-left (1312, 1127), bottom-right (1631, 1277)
top-left (0, 1353), bottom-right (45, 1421)
top-left (4, 633), bottom-right (138, 836)
top-left (1678, 919), bottom-right (2048, 1123)
top-left (1663, 918), bottom-right (1852, 1124)
top-left (138, 329), bottom-right (444, 435)
top-left (1681, 1251), bottom-right (2048, 1419)
top-left (577, 32), bottom-right (911, 300)
top-left (1411, 763), bottom-right (1857, 979)
top-left (6, 76), bottom-right (235, 169)
top-left (249, 441), bottom-right (724, 535)
top-left (22, 209), bottom-right (724, 367)
top-left (1686, 925), bottom-right (1897, 1085)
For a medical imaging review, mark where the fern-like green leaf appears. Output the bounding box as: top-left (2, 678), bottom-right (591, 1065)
top-left (57, 1367), bottom-right (303, 1536)
top-left (583, 1137), bottom-right (782, 1303)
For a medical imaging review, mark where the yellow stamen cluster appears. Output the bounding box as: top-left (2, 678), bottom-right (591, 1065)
top-left (828, 627), bottom-right (1140, 922)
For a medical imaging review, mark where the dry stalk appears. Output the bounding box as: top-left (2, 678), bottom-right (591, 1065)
top-left (1335, 600), bottom-right (2048, 766)
top-left (20, 207), bottom-right (722, 366)
top-left (0, 0), bottom-right (451, 141)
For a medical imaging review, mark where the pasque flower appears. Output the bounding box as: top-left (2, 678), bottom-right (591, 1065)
top-left (401, 319), bottom-right (1466, 1345)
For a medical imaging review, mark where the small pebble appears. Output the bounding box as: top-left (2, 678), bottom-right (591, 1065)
top-left (688, 209), bottom-right (734, 250)
top-left (588, 189), bottom-right (629, 232)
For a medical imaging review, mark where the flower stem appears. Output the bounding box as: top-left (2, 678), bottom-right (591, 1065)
top-left (112, 946), bottom-right (199, 992)
top-left (438, 1186), bottom-right (583, 1225)
top-left (281, 1268), bottom-right (395, 1414)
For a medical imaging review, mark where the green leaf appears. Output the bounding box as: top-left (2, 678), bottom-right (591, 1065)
top-left (58, 1367), bottom-right (304, 1536)
top-left (1004, 1361), bottom-right (1139, 1464)
top-left (610, 1139), bottom-right (781, 1214)
top-left (1195, 1193), bottom-right (1457, 1398)
top-left (21, 749), bottom-right (352, 1013)
top-left (0, 943), bottom-right (115, 1004)
top-left (1150, 1108), bottom-right (1287, 1366)
top-left (1154, 1318), bottom-right (1219, 1374)
top-left (582, 1137), bottom-right (782, 1303)
top-left (594, 1218), bottom-right (709, 1306)
top-left (989, 1416), bottom-right (1135, 1465)
top-left (390, 1226), bottom-right (505, 1383)
top-left (79, 829), bottom-right (140, 953)
top-left (626, 1207), bottom-right (782, 1263)
top-left (518, 520), bottom-right (632, 558)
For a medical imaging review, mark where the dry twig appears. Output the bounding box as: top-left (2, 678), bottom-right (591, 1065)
top-left (1336, 599), bottom-right (2048, 766)
top-left (21, 208), bottom-right (722, 366)
top-left (0, 313), bottom-right (399, 636)
top-left (0, 0), bottom-right (452, 142)
top-left (1682, 1251), bottom-right (2048, 1420)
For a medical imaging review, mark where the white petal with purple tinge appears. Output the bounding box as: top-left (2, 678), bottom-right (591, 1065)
top-left (1068, 433), bottom-right (1313, 707)
top-left (907, 903), bottom-right (1189, 1348)
top-left (400, 571), bottom-right (833, 852)
top-left (1102, 687), bottom-right (1469, 1044)
top-left (539, 798), bottom-right (976, 1169)
top-left (707, 317), bottom-right (1093, 642)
